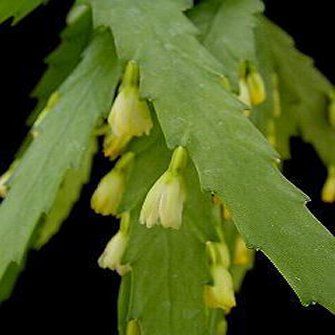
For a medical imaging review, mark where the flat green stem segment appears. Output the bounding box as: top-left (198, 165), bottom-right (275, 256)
top-left (90, 0), bottom-right (335, 313)
top-left (188, 0), bottom-right (263, 89)
top-left (259, 18), bottom-right (335, 166)
top-left (30, 3), bottom-right (93, 124)
top-left (0, 30), bottom-right (121, 297)
top-left (117, 121), bottom-right (222, 335)
top-left (0, 0), bottom-right (48, 24)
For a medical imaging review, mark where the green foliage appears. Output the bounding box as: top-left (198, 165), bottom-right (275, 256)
top-left (0, 0), bottom-right (334, 334)
top-left (112, 118), bottom-right (225, 334)
top-left (188, 0), bottom-right (263, 89)
top-left (258, 18), bottom-right (335, 166)
top-left (30, 3), bottom-right (93, 124)
top-left (89, 0), bottom-right (335, 314)
top-left (0, 0), bottom-right (47, 24)
top-left (0, 30), bottom-right (121, 297)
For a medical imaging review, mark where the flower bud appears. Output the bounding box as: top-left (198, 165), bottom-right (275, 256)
top-left (204, 266), bottom-right (236, 312)
top-left (246, 68), bottom-right (266, 106)
top-left (321, 166), bottom-right (335, 203)
top-left (91, 152), bottom-right (134, 216)
top-left (108, 61), bottom-right (153, 139)
top-left (140, 146), bottom-right (187, 229)
top-left (233, 236), bottom-right (253, 266)
top-left (206, 241), bottom-right (230, 269)
top-left (238, 77), bottom-right (251, 107)
top-left (126, 320), bottom-right (141, 335)
top-left (98, 212), bottom-right (131, 275)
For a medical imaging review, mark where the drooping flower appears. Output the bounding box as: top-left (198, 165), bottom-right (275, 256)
top-left (108, 85), bottom-right (153, 138)
top-left (246, 67), bottom-right (266, 106)
top-left (91, 152), bottom-right (134, 216)
top-left (205, 240), bottom-right (236, 312)
top-left (204, 266), bottom-right (236, 312)
top-left (105, 61), bottom-right (152, 159)
top-left (238, 62), bottom-right (266, 113)
top-left (140, 146), bottom-right (187, 229)
top-left (321, 166), bottom-right (335, 203)
top-left (206, 241), bottom-right (231, 269)
top-left (233, 235), bottom-right (253, 266)
top-left (238, 77), bottom-right (251, 107)
top-left (98, 212), bottom-right (131, 275)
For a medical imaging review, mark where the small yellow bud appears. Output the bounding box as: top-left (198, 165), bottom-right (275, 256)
top-left (233, 236), bottom-right (252, 266)
top-left (246, 69), bottom-right (266, 106)
top-left (238, 77), bottom-right (251, 107)
top-left (206, 241), bottom-right (230, 269)
top-left (204, 267), bottom-right (236, 312)
top-left (98, 213), bottom-right (131, 275)
top-left (126, 320), bottom-right (141, 335)
top-left (140, 146), bottom-right (187, 229)
top-left (108, 61), bottom-right (153, 139)
top-left (321, 166), bottom-right (335, 203)
top-left (91, 152), bottom-right (134, 216)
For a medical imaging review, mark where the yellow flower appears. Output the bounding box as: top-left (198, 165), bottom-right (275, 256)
top-left (98, 213), bottom-right (131, 275)
top-left (140, 146), bottom-right (187, 229)
top-left (108, 61), bottom-right (153, 139)
top-left (206, 241), bottom-right (230, 269)
top-left (91, 152), bottom-right (134, 216)
top-left (204, 266), bottom-right (236, 312)
top-left (233, 235), bottom-right (253, 266)
top-left (246, 69), bottom-right (266, 106)
top-left (238, 77), bottom-right (251, 107)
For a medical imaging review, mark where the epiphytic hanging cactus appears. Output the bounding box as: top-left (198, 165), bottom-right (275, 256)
top-left (0, 1), bottom-right (334, 334)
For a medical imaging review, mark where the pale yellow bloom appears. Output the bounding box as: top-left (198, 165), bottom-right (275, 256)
top-left (91, 152), bottom-right (134, 216)
top-left (107, 61), bottom-right (152, 144)
top-left (140, 146), bottom-right (187, 229)
top-left (204, 266), bottom-right (236, 312)
top-left (140, 172), bottom-right (186, 229)
top-left (98, 212), bottom-right (131, 275)
top-left (206, 241), bottom-right (230, 269)
top-left (233, 235), bottom-right (253, 266)
top-left (246, 69), bottom-right (266, 106)
top-left (108, 86), bottom-right (152, 138)
top-left (238, 77), bottom-right (251, 107)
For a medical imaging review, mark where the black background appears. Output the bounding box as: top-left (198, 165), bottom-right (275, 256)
top-left (0, 0), bottom-right (334, 334)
